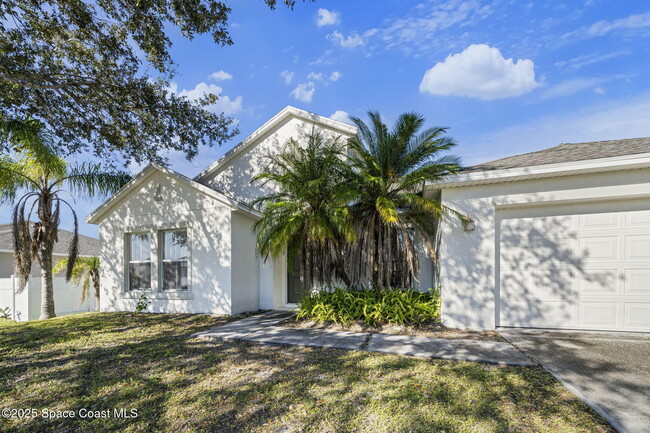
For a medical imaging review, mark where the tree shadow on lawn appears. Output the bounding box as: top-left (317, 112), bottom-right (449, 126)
top-left (0, 313), bottom-right (613, 433)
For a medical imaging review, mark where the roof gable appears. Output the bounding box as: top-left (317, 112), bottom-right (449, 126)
top-left (194, 106), bottom-right (357, 182)
top-left (86, 164), bottom-right (258, 224)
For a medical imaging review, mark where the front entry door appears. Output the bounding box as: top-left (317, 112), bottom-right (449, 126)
top-left (287, 258), bottom-right (309, 303)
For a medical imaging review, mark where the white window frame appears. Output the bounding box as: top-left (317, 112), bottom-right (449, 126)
top-left (125, 232), bottom-right (153, 293)
top-left (121, 222), bottom-right (193, 300)
top-left (158, 228), bottom-right (191, 293)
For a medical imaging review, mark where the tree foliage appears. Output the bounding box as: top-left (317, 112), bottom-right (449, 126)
top-left (53, 256), bottom-right (100, 309)
top-left (252, 132), bottom-right (355, 288)
top-left (0, 118), bottom-right (130, 318)
top-left (252, 111), bottom-right (465, 291)
top-left (346, 110), bottom-right (464, 289)
top-left (0, 0), bottom-right (305, 164)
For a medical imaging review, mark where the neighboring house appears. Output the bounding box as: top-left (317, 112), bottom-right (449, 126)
top-left (0, 224), bottom-right (98, 320)
top-left (87, 105), bottom-right (650, 332)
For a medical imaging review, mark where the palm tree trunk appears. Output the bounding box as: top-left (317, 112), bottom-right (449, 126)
top-left (39, 242), bottom-right (56, 319)
top-left (92, 270), bottom-right (100, 312)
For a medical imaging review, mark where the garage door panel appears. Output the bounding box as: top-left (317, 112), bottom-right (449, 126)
top-left (624, 269), bottom-right (650, 294)
top-left (579, 236), bottom-right (619, 261)
top-left (501, 218), bottom-right (535, 240)
top-left (501, 300), bottom-right (572, 328)
top-left (578, 269), bottom-right (619, 294)
top-left (625, 235), bottom-right (650, 260)
top-left (625, 210), bottom-right (650, 228)
top-left (501, 271), bottom-right (531, 297)
top-left (536, 214), bottom-right (575, 233)
top-left (623, 303), bottom-right (650, 330)
top-left (529, 238), bottom-right (577, 269)
top-left (531, 270), bottom-right (576, 299)
top-left (578, 302), bottom-right (618, 328)
top-left (580, 213), bottom-right (619, 229)
top-left (499, 200), bottom-right (650, 332)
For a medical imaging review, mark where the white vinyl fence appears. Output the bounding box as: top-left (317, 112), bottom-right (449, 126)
top-left (0, 276), bottom-right (95, 321)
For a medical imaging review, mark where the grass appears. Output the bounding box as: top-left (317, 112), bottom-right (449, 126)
top-left (0, 313), bottom-right (613, 433)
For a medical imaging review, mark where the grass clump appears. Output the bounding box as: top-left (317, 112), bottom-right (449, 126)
top-left (296, 287), bottom-right (441, 326)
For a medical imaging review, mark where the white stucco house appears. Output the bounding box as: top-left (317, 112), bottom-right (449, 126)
top-left (0, 225), bottom-right (98, 320)
top-left (87, 106), bottom-right (650, 332)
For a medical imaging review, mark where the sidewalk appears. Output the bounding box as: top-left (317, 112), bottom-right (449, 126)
top-left (192, 310), bottom-right (535, 366)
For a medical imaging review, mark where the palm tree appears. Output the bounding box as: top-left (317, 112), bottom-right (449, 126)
top-left (52, 257), bottom-right (101, 311)
top-left (0, 117), bottom-right (130, 319)
top-left (346, 110), bottom-right (463, 289)
top-left (252, 132), bottom-right (356, 288)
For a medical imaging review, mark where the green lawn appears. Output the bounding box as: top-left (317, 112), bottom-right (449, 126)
top-left (0, 313), bottom-right (612, 433)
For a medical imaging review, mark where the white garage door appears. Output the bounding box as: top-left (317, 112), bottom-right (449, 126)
top-left (498, 199), bottom-right (650, 332)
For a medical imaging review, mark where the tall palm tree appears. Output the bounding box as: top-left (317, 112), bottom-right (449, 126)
top-left (252, 132), bottom-right (355, 288)
top-left (346, 110), bottom-right (464, 289)
top-left (53, 256), bottom-right (101, 311)
top-left (0, 117), bottom-right (130, 319)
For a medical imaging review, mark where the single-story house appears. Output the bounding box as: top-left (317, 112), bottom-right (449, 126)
top-left (87, 106), bottom-right (650, 332)
top-left (0, 224), bottom-right (98, 320)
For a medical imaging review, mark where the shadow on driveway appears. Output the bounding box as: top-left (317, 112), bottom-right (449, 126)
top-left (499, 328), bottom-right (650, 433)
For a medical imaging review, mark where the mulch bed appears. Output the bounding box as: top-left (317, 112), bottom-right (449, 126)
top-left (279, 317), bottom-right (505, 342)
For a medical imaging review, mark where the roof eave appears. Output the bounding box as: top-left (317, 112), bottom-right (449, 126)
top-left (86, 164), bottom-right (247, 225)
top-left (427, 152), bottom-right (650, 190)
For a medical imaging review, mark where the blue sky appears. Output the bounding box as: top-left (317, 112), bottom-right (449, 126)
top-left (4, 0), bottom-right (650, 237)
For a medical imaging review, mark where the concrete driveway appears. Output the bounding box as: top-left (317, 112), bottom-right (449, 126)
top-left (499, 329), bottom-right (650, 433)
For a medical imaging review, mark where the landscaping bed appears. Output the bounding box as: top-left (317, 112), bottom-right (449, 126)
top-left (0, 312), bottom-right (613, 433)
top-left (279, 317), bottom-right (505, 342)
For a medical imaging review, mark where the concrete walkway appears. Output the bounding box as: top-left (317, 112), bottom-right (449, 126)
top-left (192, 311), bottom-right (534, 366)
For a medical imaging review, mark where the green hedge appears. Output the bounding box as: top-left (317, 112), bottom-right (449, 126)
top-left (296, 287), bottom-right (441, 326)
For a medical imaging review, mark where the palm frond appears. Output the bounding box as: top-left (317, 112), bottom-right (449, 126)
top-left (252, 132), bottom-right (355, 286)
top-left (0, 158), bottom-right (40, 204)
top-left (12, 195), bottom-right (34, 293)
top-left (53, 256), bottom-right (100, 305)
top-left (58, 163), bottom-right (131, 200)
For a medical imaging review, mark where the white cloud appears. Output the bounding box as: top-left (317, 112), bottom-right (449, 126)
top-left (209, 70), bottom-right (233, 81)
top-left (330, 110), bottom-right (351, 124)
top-left (172, 82), bottom-right (243, 115)
top-left (280, 70), bottom-right (294, 85)
top-left (328, 31), bottom-right (364, 49)
top-left (378, 0), bottom-right (492, 55)
top-left (539, 75), bottom-right (627, 101)
top-left (594, 86), bottom-right (605, 95)
top-left (329, 71), bottom-right (343, 82)
top-left (316, 8), bottom-right (340, 27)
top-left (539, 77), bottom-right (607, 100)
top-left (586, 12), bottom-right (650, 37)
top-left (290, 82), bottom-right (316, 103)
top-left (468, 92), bottom-right (650, 165)
top-left (554, 51), bottom-right (631, 70)
top-left (419, 44), bottom-right (539, 100)
top-left (307, 72), bottom-right (324, 81)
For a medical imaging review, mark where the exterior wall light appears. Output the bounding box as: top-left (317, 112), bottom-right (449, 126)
top-left (153, 184), bottom-right (163, 202)
top-left (463, 214), bottom-right (476, 232)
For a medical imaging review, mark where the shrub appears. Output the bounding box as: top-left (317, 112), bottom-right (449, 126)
top-left (135, 295), bottom-right (149, 313)
top-left (296, 287), bottom-right (441, 326)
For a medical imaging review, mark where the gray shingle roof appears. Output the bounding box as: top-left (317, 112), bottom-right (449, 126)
top-left (466, 137), bottom-right (650, 172)
top-left (0, 224), bottom-right (99, 256)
